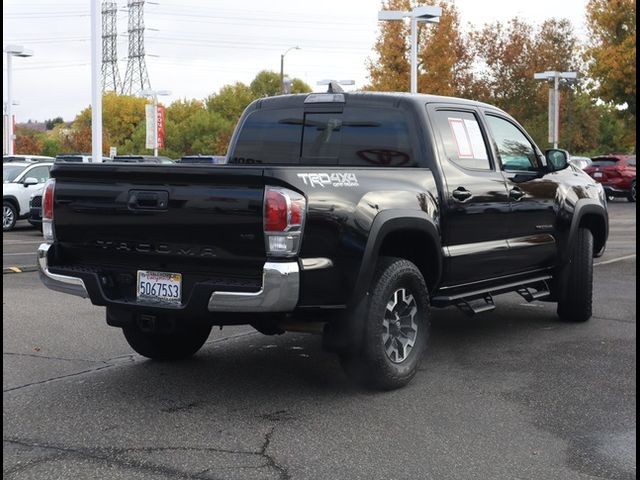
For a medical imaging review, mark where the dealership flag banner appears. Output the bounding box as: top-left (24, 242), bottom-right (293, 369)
top-left (156, 105), bottom-right (166, 149)
top-left (145, 104), bottom-right (155, 150)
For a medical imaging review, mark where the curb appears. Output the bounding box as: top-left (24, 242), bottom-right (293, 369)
top-left (3, 265), bottom-right (38, 275)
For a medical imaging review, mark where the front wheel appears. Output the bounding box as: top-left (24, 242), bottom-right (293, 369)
top-left (627, 180), bottom-right (636, 203)
top-left (557, 228), bottom-right (593, 322)
top-left (123, 322), bottom-right (212, 360)
top-left (340, 257), bottom-right (430, 390)
top-left (3, 201), bottom-right (17, 232)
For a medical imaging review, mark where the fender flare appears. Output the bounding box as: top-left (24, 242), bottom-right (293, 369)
top-left (350, 209), bottom-right (442, 307)
top-left (564, 199), bottom-right (608, 263)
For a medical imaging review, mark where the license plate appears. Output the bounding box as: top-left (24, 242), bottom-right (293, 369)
top-left (594, 172), bottom-right (603, 178)
top-left (137, 270), bottom-right (182, 304)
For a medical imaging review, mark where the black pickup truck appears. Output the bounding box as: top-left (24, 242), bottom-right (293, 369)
top-left (38, 91), bottom-right (608, 390)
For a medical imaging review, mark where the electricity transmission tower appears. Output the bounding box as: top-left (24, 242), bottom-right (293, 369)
top-left (122, 0), bottom-right (151, 95)
top-left (101, 1), bottom-right (121, 92)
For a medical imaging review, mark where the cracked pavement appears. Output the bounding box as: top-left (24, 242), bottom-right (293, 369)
top-left (3, 202), bottom-right (636, 479)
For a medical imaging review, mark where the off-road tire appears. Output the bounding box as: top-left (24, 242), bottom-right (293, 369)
top-left (557, 228), bottom-right (594, 322)
top-left (340, 257), bottom-right (430, 390)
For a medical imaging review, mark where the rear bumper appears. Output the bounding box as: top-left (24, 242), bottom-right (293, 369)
top-left (38, 243), bottom-right (89, 298)
top-left (603, 185), bottom-right (630, 197)
top-left (37, 243), bottom-right (299, 313)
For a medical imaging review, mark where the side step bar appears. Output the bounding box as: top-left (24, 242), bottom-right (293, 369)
top-left (432, 275), bottom-right (552, 316)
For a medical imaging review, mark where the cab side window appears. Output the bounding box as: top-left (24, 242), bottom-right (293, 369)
top-left (485, 115), bottom-right (541, 172)
top-left (433, 110), bottom-right (492, 170)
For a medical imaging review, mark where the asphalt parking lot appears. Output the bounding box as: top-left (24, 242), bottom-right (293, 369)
top-left (3, 201), bottom-right (636, 480)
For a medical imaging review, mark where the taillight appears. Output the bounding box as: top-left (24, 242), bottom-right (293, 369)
top-left (42, 179), bottom-right (55, 242)
top-left (264, 186), bottom-right (306, 257)
top-left (42, 179), bottom-right (55, 220)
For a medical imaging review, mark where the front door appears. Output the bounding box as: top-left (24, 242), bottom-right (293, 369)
top-left (482, 112), bottom-right (559, 273)
top-left (429, 106), bottom-right (511, 287)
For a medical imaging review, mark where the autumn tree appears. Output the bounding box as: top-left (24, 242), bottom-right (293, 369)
top-left (367, 0), bottom-right (411, 92)
top-left (417, 1), bottom-right (474, 96)
top-left (585, 0), bottom-right (636, 115)
top-left (14, 128), bottom-right (44, 154)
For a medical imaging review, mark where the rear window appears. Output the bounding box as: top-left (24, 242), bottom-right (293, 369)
top-left (230, 106), bottom-right (417, 167)
top-left (591, 158), bottom-right (619, 167)
top-left (627, 156), bottom-right (636, 167)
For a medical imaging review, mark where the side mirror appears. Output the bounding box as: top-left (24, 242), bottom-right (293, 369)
top-left (545, 149), bottom-right (570, 171)
top-left (23, 177), bottom-right (39, 187)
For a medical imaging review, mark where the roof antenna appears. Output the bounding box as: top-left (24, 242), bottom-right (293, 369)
top-left (317, 79), bottom-right (355, 93)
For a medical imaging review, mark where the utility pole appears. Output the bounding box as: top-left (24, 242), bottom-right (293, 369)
top-left (101, 0), bottom-right (121, 92)
top-left (122, 0), bottom-right (151, 95)
top-left (534, 71), bottom-right (577, 149)
top-left (378, 6), bottom-right (441, 94)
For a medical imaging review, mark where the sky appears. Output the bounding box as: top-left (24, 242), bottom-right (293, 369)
top-left (3, 0), bottom-right (589, 122)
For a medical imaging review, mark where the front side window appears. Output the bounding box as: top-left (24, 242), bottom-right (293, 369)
top-left (26, 166), bottom-right (51, 183)
top-left (485, 115), bottom-right (540, 172)
top-left (433, 110), bottom-right (491, 170)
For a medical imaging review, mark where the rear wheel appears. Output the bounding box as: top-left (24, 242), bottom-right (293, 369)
top-left (3, 201), bottom-right (17, 232)
top-left (628, 180), bottom-right (636, 202)
top-left (340, 257), bottom-right (430, 390)
top-left (123, 322), bottom-right (212, 360)
top-left (557, 228), bottom-right (593, 322)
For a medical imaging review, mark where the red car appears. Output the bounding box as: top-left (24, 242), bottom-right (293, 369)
top-left (585, 154), bottom-right (636, 202)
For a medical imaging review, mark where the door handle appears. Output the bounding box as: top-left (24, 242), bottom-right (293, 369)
top-left (509, 187), bottom-right (525, 201)
top-left (452, 187), bottom-right (472, 202)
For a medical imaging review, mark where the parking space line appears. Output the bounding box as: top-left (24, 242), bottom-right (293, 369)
top-left (2, 252), bottom-right (37, 256)
top-left (595, 254), bottom-right (636, 266)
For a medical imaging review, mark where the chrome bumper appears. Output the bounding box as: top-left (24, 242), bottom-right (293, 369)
top-left (38, 243), bottom-right (89, 298)
top-left (208, 262), bottom-right (299, 312)
top-left (38, 243), bottom-right (299, 312)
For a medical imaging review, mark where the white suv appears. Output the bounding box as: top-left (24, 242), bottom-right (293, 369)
top-left (3, 161), bottom-right (53, 231)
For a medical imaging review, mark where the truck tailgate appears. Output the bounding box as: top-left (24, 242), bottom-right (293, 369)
top-left (50, 164), bottom-right (267, 289)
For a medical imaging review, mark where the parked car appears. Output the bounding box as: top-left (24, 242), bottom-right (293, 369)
top-left (179, 155), bottom-right (227, 164)
top-left (569, 156), bottom-right (592, 170)
top-left (584, 154), bottom-right (636, 202)
top-left (55, 154), bottom-right (110, 163)
top-left (38, 91), bottom-right (608, 390)
top-left (108, 155), bottom-right (174, 164)
top-left (4, 154), bottom-right (54, 163)
top-left (28, 191), bottom-right (43, 230)
top-left (3, 160), bottom-right (53, 231)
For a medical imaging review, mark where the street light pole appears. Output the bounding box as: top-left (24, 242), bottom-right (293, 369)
top-left (90, 0), bottom-right (102, 162)
top-left (534, 71), bottom-right (577, 149)
top-left (4, 45), bottom-right (34, 155)
top-left (280, 46), bottom-right (300, 94)
top-left (378, 6), bottom-right (441, 94)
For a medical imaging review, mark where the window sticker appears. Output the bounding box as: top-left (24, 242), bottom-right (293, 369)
top-left (463, 119), bottom-right (488, 160)
top-left (448, 118), bottom-right (473, 158)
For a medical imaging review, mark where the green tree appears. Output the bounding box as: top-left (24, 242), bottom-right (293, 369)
top-left (14, 128), bottom-right (44, 154)
top-left (41, 137), bottom-right (63, 157)
top-left (44, 117), bottom-right (64, 130)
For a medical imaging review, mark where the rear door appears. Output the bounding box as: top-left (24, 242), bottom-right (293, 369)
top-left (428, 105), bottom-right (511, 286)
